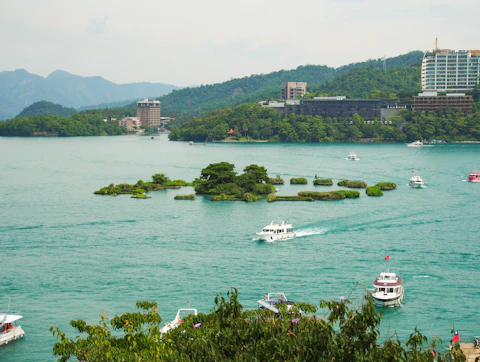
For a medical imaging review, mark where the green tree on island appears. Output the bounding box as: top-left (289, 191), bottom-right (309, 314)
top-left (50, 288), bottom-right (464, 361)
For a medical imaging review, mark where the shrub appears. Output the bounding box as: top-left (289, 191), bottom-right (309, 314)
top-left (332, 190), bottom-right (360, 198)
top-left (298, 191), bottom-right (345, 200)
top-left (290, 178), bottom-right (308, 184)
top-left (338, 179), bottom-right (367, 188)
top-left (267, 177), bottom-right (285, 185)
top-left (243, 193), bottom-right (262, 202)
top-left (131, 193), bottom-right (150, 199)
top-left (313, 179), bottom-right (333, 186)
top-left (366, 186), bottom-right (383, 196)
top-left (210, 194), bottom-right (241, 201)
top-left (268, 196), bottom-right (314, 202)
top-left (166, 180), bottom-right (193, 187)
top-left (375, 182), bottom-right (397, 190)
top-left (132, 188), bottom-right (146, 195)
top-left (253, 184), bottom-right (276, 194)
top-left (174, 194), bottom-right (196, 200)
top-left (208, 183), bottom-right (243, 195)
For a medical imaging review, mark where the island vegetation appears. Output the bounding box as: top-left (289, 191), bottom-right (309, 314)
top-left (267, 175), bottom-right (285, 184)
top-left (298, 190), bottom-right (360, 200)
top-left (313, 178), bottom-right (333, 186)
top-left (50, 287), bottom-right (465, 361)
top-left (290, 177), bottom-right (308, 184)
top-left (174, 194), bottom-right (196, 200)
top-left (338, 180), bottom-right (368, 188)
top-left (375, 182), bottom-right (397, 190)
top-left (366, 186), bottom-right (384, 196)
top-left (16, 101), bottom-right (78, 118)
top-left (94, 173), bottom-right (191, 196)
top-left (268, 195), bottom-right (314, 202)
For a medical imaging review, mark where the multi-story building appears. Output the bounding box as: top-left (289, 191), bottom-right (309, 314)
top-left (118, 117), bottom-right (141, 131)
top-left (413, 91), bottom-right (472, 114)
top-left (282, 82), bottom-right (307, 100)
top-left (422, 48), bottom-right (480, 91)
top-left (136, 99), bottom-right (161, 129)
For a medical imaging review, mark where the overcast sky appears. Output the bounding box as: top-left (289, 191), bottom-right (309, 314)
top-left (1, 0), bottom-right (478, 87)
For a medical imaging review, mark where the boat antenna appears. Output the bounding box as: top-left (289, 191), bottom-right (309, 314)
top-left (187, 299), bottom-right (190, 308)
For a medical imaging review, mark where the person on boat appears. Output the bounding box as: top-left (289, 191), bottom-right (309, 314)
top-left (280, 294), bottom-right (286, 302)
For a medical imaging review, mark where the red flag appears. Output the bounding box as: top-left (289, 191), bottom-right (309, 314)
top-left (452, 331), bottom-right (460, 343)
top-left (411, 170), bottom-right (415, 173)
top-left (384, 255), bottom-right (390, 260)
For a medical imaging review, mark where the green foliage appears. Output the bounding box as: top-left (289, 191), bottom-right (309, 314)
top-left (313, 178), bottom-right (333, 185)
top-left (332, 190), bottom-right (360, 198)
top-left (366, 186), bottom-right (384, 196)
top-left (51, 287), bottom-right (454, 361)
top-left (152, 173), bottom-right (170, 185)
top-left (268, 195), bottom-right (314, 202)
top-left (16, 101), bottom-right (77, 118)
top-left (174, 194), bottom-right (195, 200)
top-left (166, 180), bottom-right (193, 187)
top-left (338, 179), bottom-right (368, 188)
top-left (131, 193), bottom-right (150, 199)
top-left (243, 164), bottom-right (268, 183)
top-left (290, 177), bottom-right (308, 184)
top-left (0, 111), bottom-right (127, 137)
top-left (210, 194), bottom-right (242, 201)
top-left (253, 183), bottom-right (276, 195)
top-left (132, 188), bottom-right (146, 195)
top-left (243, 193), bottom-right (263, 202)
top-left (267, 176), bottom-right (285, 185)
top-left (194, 162), bottom-right (237, 194)
top-left (375, 182), bottom-right (397, 190)
top-left (298, 191), bottom-right (345, 200)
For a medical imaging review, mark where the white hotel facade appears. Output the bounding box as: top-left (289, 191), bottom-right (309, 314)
top-left (421, 49), bottom-right (480, 91)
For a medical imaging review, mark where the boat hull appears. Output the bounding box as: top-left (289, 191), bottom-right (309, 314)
top-left (0, 326), bottom-right (25, 346)
top-left (372, 292), bottom-right (404, 307)
top-left (256, 232), bottom-right (296, 242)
top-left (409, 182), bottom-right (424, 188)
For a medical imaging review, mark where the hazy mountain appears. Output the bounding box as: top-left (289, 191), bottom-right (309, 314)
top-left (0, 69), bottom-right (180, 120)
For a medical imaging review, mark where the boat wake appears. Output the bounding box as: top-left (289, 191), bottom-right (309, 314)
top-left (413, 275), bottom-right (439, 279)
top-left (295, 227), bottom-right (329, 237)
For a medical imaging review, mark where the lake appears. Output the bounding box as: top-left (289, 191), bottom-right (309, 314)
top-left (0, 135), bottom-right (479, 361)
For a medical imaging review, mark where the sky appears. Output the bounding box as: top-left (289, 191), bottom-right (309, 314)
top-left (1, 0), bottom-right (479, 87)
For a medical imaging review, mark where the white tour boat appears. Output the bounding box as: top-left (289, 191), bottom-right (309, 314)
top-left (256, 220), bottom-right (296, 242)
top-left (347, 152), bottom-right (359, 160)
top-left (409, 174), bottom-right (425, 188)
top-left (160, 308), bottom-right (197, 334)
top-left (257, 292), bottom-right (295, 313)
top-left (371, 269), bottom-right (404, 307)
top-left (406, 140), bottom-right (424, 147)
top-left (0, 314), bottom-right (25, 346)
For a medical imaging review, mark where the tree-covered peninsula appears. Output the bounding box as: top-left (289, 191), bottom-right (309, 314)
top-left (168, 103), bottom-right (480, 143)
top-left (0, 108), bottom-right (132, 137)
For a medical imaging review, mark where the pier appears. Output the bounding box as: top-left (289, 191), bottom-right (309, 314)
top-left (460, 343), bottom-right (480, 362)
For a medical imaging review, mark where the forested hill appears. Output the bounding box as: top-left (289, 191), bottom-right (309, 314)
top-left (158, 51), bottom-right (423, 124)
top-left (309, 65), bottom-right (422, 99)
top-left (158, 65), bottom-right (337, 121)
top-left (16, 101), bottom-right (78, 118)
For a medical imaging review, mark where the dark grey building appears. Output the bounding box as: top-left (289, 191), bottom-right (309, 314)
top-left (286, 98), bottom-right (382, 120)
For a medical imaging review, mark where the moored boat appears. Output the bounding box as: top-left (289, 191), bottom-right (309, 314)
top-left (406, 140), bottom-right (424, 147)
top-left (257, 292), bottom-right (295, 313)
top-left (256, 220), bottom-right (295, 242)
top-left (468, 170), bottom-right (480, 182)
top-left (371, 269), bottom-right (404, 307)
top-left (160, 308), bottom-right (197, 334)
top-left (0, 314), bottom-right (25, 346)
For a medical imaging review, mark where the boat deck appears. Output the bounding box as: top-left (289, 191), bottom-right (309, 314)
top-left (459, 343), bottom-right (480, 361)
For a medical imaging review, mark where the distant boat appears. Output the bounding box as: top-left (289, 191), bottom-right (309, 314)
top-left (257, 292), bottom-right (295, 313)
top-left (0, 314), bottom-right (25, 346)
top-left (406, 140), bottom-right (424, 147)
top-left (468, 170), bottom-right (480, 182)
top-left (189, 141), bottom-right (194, 145)
top-left (409, 175), bottom-right (425, 188)
top-left (347, 152), bottom-right (359, 160)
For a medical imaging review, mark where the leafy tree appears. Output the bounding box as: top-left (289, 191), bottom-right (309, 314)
top-left (243, 164), bottom-right (268, 183)
top-left (194, 162), bottom-right (237, 194)
top-left (152, 173), bottom-right (170, 186)
top-left (50, 288), bottom-right (462, 361)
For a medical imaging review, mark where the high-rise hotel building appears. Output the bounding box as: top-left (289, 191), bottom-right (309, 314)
top-left (422, 49), bottom-right (480, 91)
top-left (136, 99), bottom-right (161, 129)
top-left (282, 82), bottom-right (307, 100)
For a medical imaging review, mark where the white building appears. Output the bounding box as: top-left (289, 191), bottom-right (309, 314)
top-left (422, 48), bottom-right (480, 91)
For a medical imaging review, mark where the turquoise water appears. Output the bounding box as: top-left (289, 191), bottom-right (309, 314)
top-left (1, 135), bottom-right (479, 361)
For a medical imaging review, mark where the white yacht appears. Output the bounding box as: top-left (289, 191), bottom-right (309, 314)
top-left (409, 174), bottom-right (425, 188)
top-left (371, 269), bottom-right (404, 307)
top-left (347, 152), bottom-right (359, 160)
top-left (257, 292), bottom-right (295, 313)
top-left (160, 308), bottom-right (197, 334)
top-left (256, 220), bottom-right (295, 242)
top-left (406, 140), bottom-right (424, 147)
top-left (0, 314), bottom-right (25, 346)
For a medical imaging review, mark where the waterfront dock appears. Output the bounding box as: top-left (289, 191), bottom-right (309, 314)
top-left (460, 343), bottom-right (480, 361)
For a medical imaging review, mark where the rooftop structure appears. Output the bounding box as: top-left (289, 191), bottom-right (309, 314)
top-left (422, 39), bottom-right (480, 91)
